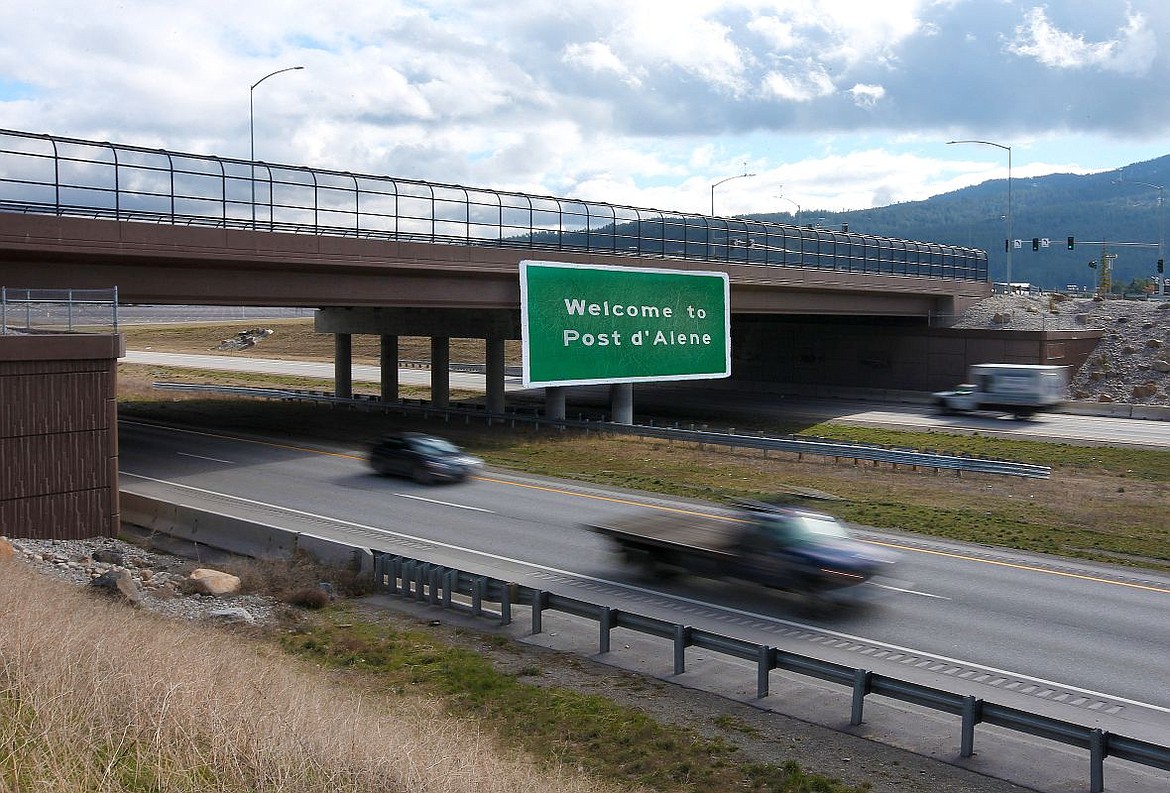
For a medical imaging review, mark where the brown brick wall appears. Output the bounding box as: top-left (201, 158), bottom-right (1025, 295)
top-left (0, 333), bottom-right (123, 540)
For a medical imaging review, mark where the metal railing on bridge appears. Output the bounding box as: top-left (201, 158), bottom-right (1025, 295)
top-left (0, 128), bottom-right (987, 280)
top-left (0, 286), bottom-right (119, 334)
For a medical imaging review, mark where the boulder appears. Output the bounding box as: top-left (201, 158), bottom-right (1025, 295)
top-left (208, 607), bottom-right (256, 624)
top-left (189, 568), bottom-right (241, 596)
top-left (88, 569), bottom-right (143, 607)
top-left (92, 547), bottom-right (126, 566)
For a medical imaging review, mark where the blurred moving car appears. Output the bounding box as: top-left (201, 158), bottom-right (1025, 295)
top-left (588, 498), bottom-right (898, 607)
top-left (369, 432), bottom-right (483, 484)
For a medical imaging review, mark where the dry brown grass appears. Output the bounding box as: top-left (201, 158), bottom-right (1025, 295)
top-left (0, 559), bottom-right (631, 793)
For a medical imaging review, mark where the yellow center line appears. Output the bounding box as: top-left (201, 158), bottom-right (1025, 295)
top-left (865, 539), bottom-right (1170, 595)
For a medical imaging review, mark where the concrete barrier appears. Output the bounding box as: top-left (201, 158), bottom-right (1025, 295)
top-left (121, 492), bottom-right (374, 576)
top-left (296, 532), bottom-right (375, 577)
top-left (1060, 400), bottom-right (1170, 420)
top-left (121, 492), bottom-right (297, 561)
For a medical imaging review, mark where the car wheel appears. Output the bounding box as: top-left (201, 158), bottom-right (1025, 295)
top-left (412, 465), bottom-right (433, 484)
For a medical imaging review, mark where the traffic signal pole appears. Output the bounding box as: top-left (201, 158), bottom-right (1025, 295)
top-left (1066, 238), bottom-right (1162, 296)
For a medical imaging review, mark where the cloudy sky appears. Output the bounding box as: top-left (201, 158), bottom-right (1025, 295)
top-left (2, 1), bottom-right (1168, 218)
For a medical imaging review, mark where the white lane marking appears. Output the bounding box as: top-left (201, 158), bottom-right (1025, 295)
top-left (394, 493), bottom-right (494, 513)
top-left (120, 471), bottom-right (1170, 717)
top-left (871, 582), bottom-right (951, 600)
top-left (177, 452), bottom-right (235, 464)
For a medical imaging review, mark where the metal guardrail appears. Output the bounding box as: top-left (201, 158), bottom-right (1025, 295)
top-left (0, 127), bottom-right (988, 280)
top-left (148, 381), bottom-right (1051, 478)
top-left (373, 553), bottom-right (1169, 793)
top-left (1, 286), bottom-right (119, 334)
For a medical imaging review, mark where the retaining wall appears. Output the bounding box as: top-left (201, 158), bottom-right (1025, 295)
top-left (0, 332), bottom-right (123, 539)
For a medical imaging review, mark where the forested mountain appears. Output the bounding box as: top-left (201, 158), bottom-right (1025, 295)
top-left (746, 154), bottom-right (1170, 292)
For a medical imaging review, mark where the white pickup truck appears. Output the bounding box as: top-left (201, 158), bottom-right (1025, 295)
top-left (933, 363), bottom-right (1070, 419)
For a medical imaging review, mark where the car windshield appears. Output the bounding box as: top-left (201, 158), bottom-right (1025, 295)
top-left (788, 514), bottom-right (850, 541)
top-left (412, 437), bottom-right (461, 455)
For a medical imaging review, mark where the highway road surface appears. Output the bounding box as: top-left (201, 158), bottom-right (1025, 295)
top-left (119, 421), bottom-right (1170, 737)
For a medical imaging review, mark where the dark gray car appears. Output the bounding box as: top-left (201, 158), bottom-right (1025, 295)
top-left (369, 432), bottom-right (483, 484)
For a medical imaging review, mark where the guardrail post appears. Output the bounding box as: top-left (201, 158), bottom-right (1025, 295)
top-left (960, 695), bottom-right (982, 758)
top-left (1090, 729), bottom-right (1106, 793)
top-left (850, 669), bottom-right (872, 725)
top-left (471, 576), bottom-right (485, 616)
top-left (400, 560), bottom-right (415, 598)
top-left (599, 606), bottom-right (613, 653)
top-left (531, 590), bottom-right (546, 634)
top-left (500, 583), bottom-right (513, 626)
top-left (756, 645), bottom-right (772, 698)
top-left (442, 570), bottom-right (455, 608)
top-left (428, 566), bottom-right (441, 605)
top-left (673, 625), bottom-right (691, 675)
top-left (414, 564), bottom-right (427, 602)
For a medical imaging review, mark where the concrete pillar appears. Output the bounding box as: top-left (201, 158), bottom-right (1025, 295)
top-left (334, 333), bottom-right (352, 399)
top-left (379, 334), bottom-right (399, 402)
top-left (545, 386), bottom-right (566, 421)
top-left (431, 336), bottom-right (450, 408)
top-left (610, 382), bottom-right (633, 424)
top-left (485, 336), bottom-right (506, 414)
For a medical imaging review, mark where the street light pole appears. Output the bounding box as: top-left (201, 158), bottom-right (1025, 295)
top-left (948, 139), bottom-right (1012, 290)
top-left (250, 65), bottom-right (304, 227)
top-left (710, 164), bottom-right (756, 216)
top-left (775, 195), bottom-right (801, 221)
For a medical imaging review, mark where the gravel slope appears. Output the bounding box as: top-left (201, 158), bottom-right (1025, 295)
top-left (951, 293), bottom-right (1170, 405)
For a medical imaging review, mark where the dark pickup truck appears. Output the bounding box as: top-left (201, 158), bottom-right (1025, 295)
top-left (588, 499), bottom-right (897, 602)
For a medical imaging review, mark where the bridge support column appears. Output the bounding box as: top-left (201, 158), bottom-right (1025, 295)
top-left (379, 334), bottom-right (399, 402)
top-left (334, 333), bottom-right (352, 399)
top-left (485, 336), bottom-right (505, 414)
top-left (545, 386), bottom-right (566, 421)
top-left (431, 336), bottom-right (450, 408)
top-left (610, 383), bottom-right (633, 425)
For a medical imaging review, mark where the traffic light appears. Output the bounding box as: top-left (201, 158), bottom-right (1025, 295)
top-left (1032, 237), bottom-right (1040, 251)
top-left (1067, 236), bottom-right (1075, 250)
top-left (1159, 259), bottom-right (1165, 274)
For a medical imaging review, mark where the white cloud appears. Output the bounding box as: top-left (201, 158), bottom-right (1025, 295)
top-left (562, 42), bottom-right (642, 88)
top-left (761, 64), bottom-right (836, 102)
top-left (848, 83), bottom-right (886, 108)
top-left (1007, 6), bottom-right (1156, 75)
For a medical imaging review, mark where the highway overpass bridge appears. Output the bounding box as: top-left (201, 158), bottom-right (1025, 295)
top-left (0, 128), bottom-right (1097, 419)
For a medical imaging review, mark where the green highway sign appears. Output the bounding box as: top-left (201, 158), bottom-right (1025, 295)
top-left (519, 260), bottom-right (731, 387)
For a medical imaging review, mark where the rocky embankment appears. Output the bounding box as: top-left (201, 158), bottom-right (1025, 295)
top-left (0, 534), bottom-right (279, 625)
top-left (951, 293), bottom-right (1170, 405)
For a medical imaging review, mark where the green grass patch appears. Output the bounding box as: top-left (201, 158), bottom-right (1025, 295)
top-left (283, 607), bottom-right (867, 793)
